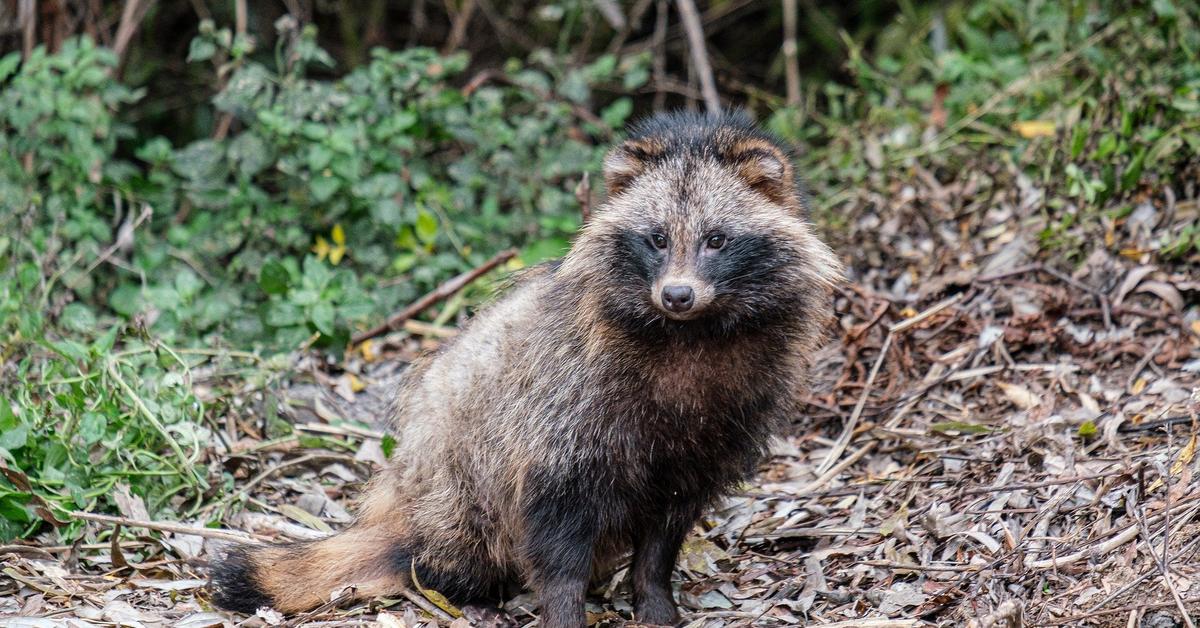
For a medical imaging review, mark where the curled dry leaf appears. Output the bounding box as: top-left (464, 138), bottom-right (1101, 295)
top-left (997, 382), bottom-right (1040, 410)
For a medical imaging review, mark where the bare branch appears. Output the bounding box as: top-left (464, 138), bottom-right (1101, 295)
top-left (352, 248), bottom-right (517, 346)
top-left (674, 0), bottom-right (720, 113)
top-left (782, 0), bottom-right (801, 107)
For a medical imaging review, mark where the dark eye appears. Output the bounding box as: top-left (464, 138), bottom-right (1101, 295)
top-left (651, 233), bottom-right (667, 249)
top-left (706, 234), bottom-right (727, 250)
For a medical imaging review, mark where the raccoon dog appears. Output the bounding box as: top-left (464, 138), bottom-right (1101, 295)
top-left (210, 110), bottom-right (842, 627)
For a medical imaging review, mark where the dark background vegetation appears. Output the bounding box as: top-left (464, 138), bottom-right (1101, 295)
top-left (1, 0), bottom-right (1197, 558)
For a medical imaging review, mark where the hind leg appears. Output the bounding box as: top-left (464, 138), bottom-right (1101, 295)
top-left (520, 477), bottom-right (598, 628)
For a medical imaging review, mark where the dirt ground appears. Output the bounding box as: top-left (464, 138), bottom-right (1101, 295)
top-left (3, 167), bottom-right (1199, 627)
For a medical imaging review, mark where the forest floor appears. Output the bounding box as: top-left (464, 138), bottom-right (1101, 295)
top-left (3, 166), bottom-right (1199, 628)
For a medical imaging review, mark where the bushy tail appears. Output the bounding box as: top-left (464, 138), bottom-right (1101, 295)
top-left (210, 525), bottom-right (407, 614)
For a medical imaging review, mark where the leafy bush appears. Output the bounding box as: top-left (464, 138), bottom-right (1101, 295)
top-left (779, 0), bottom-right (1200, 257)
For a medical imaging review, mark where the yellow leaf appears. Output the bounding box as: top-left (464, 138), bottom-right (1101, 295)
top-left (312, 236), bottom-right (330, 260)
top-left (329, 245), bottom-right (345, 265)
top-left (1012, 120), bottom-right (1056, 138)
top-left (410, 562), bottom-right (462, 618)
top-left (1190, 320), bottom-right (1200, 337)
top-left (1131, 377), bottom-right (1147, 395)
top-left (360, 339), bottom-right (378, 362)
top-left (900, 307), bottom-right (918, 318)
top-left (346, 373), bottom-right (366, 392)
top-left (1170, 434), bottom-right (1197, 476)
top-left (331, 223), bottom-right (345, 246)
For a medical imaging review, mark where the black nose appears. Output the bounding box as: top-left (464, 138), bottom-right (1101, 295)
top-left (661, 285), bottom-right (695, 313)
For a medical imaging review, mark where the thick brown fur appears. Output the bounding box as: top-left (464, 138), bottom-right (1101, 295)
top-left (209, 110), bottom-right (842, 626)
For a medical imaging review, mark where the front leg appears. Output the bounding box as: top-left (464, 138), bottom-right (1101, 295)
top-left (521, 475), bottom-right (597, 628)
top-left (630, 508), bottom-right (697, 625)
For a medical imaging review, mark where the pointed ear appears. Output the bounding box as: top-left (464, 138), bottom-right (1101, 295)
top-left (603, 138), bottom-right (663, 196)
top-left (724, 139), bottom-right (795, 206)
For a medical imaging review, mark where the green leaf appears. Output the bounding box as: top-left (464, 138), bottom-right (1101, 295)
top-left (259, 261), bottom-right (291, 296)
top-left (1121, 147), bottom-right (1146, 191)
top-left (0, 494), bottom-right (33, 524)
top-left (172, 139), bottom-right (225, 182)
top-left (310, 301), bottom-right (336, 336)
top-left (602, 98), bottom-right (633, 128)
top-left (521, 237), bottom-right (570, 265)
top-left (175, 270), bottom-right (203, 300)
top-left (228, 132), bottom-right (271, 177)
top-left (0, 52), bottom-right (20, 82)
top-left (0, 424), bottom-right (28, 451)
top-left (311, 175), bottom-right (340, 203)
top-left (415, 209), bottom-right (438, 244)
top-left (106, 284), bottom-right (141, 317)
top-left (59, 303), bottom-right (96, 333)
top-left (78, 412), bottom-right (107, 445)
top-left (91, 327), bottom-right (119, 355)
top-left (381, 434), bottom-right (397, 458)
top-left (266, 302), bottom-right (305, 327)
top-left (306, 144), bottom-right (334, 171)
top-left (1069, 125), bottom-right (1087, 159)
top-left (187, 38), bottom-right (217, 62)
top-left (49, 340), bottom-right (89, 363)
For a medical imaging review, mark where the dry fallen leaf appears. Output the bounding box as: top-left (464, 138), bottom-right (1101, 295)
top-left (998, 382), bottom-right (1040, 410)
top-left (375, 612), bottom-right (408, 628)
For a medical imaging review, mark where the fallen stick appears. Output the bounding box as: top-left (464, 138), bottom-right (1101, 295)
top-left (70, 511), bottom-right (255, 543)
top-left (1023, 494), bottom-right (1200, 570)
top-left (351, 248), bottom-right (517, 346)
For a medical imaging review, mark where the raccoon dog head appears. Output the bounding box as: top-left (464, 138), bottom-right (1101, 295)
top-left (562, 110), bottom-right (841, 338)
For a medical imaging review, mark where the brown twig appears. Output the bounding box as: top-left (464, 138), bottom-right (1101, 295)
top-left (474, 0), bottom-right (538, 51)
top-left (815, 332), bottom-right (891, 475)
top-left (210, 0), bottom-right (247, 141)
top-left (400, 588), bottom-right (456, 621)
top-left (83, 204), bottom-right (153, 276)
top-left (605, 0), bottom-right (653, 53)
top-left (781, 0), bottom-right (801, 107)
top-left (113, 0), bottom-right (157, 66)
top-left (959, 471), bottom-right (1127, 496)
top-left (1135, 508), bottom-right (1197, 628)
top-left (441, 0), bottom-right (476, 54)
top-left (1084, 523), bottom-right (1200, 615)
top-left (674, 0), bottom-right (721, 113)
top-left (351, 248), bottom-right (517, 346)
top-left (652, 0), bottom-right (669, 110)
top-left (19, 0), bottom-right (36, 60)
top-left (210, 452), bottom-right (366, 517)
top-left (70, 511), bottom-right (255, 542)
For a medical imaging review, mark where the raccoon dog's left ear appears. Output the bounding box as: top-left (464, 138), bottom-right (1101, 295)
top-left (724, 139), bottom-right (796, 206)
top-left (603, 139), bottom-right (663, 197)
